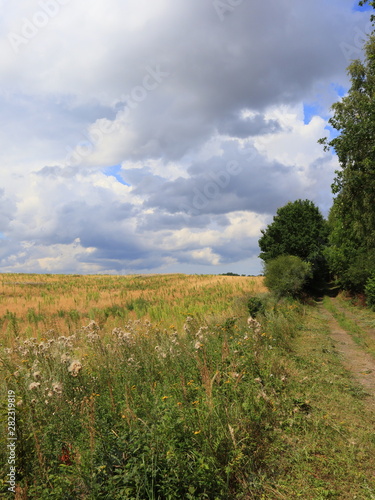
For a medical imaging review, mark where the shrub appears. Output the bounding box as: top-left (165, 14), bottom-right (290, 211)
top-left (247, 296), bottom-right (265, 318)
top-left (264, 255), bottom-right (312, 299)
top-left (365, 274), bottom-right (375, 308)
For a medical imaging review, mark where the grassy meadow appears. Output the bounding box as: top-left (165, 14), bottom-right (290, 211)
top-left (0, 274), bottom-right (375, 499)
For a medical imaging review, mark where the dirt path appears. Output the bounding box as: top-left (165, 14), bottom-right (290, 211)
top-left (319, 298), bottom-right (375, 408)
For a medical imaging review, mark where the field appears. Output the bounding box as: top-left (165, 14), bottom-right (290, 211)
top-left (0, 274), bottom-right (266, 342)
top-left (1, 274), bottom-right (375, 499)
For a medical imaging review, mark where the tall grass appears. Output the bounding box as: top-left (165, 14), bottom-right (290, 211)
top-left (0, 291), bottom-right (298, 499)
top-left (0, 274), bottom-right (266, 340)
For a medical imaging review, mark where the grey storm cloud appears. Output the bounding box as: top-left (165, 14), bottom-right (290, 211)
top-left (137, 146), bottom-right (329, 219)
top-left (0, 0), bottom-right (359, 163)
top-left (217, 113), bottom-right (282, 138)
top-left (95, 0), bottom-right (361, 161)
top-left (0, 0), bottom-right (369, 274)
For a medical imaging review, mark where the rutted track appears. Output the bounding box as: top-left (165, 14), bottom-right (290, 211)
top-left (319, 298), bottom-right (375, 408)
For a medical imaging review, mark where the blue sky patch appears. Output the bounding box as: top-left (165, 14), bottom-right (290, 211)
top-left (352, 1), bottom-right (373, 12)
top-left (331, 83), bottom-right (347, 98)
top-left (303, 103), bottom-right (321, 124)
top-left (103, 165), bottom-right (129, 186)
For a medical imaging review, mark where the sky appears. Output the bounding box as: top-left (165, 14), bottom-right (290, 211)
top-left (0, 0), bottom-right (373, 276)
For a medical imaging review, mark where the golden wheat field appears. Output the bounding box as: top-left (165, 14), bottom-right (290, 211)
top-left (0, 273), bottom-right (266, 344)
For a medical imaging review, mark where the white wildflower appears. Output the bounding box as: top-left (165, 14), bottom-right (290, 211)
top-left (155, 346), bottom-right (167, 359)
top-left (247, 317), bottom-right (262, 335)
top-left (28, 382), bottom-right (41, 390)
top-left (183, 316), bottom-right (194, 333)
top-left (61, 353), bottom-right (71, 364)
top-left (68, 360), bottom-right (82, 377)
top-left (195, 326), bottom-right (208, 341)
top-left (86, 332), bottom-right (100, 343)
top-left (52, 382), bottom-right (63, 394)
top-left (32, 371), bottom-right (41, 380)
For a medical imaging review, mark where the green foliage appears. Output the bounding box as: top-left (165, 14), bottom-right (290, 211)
top-left (247, 296), bottom-right (265, 318)
top-left (259, 199), bottom-right (328, 263)
top-left (264, 255), bottom-right (312, 299)
top-left (319, 33), bottom-right (375, 292)
top-left (365, 274), bottom-right (375, 308)
top-left (258, 199), bottom-right (328, 288)
top-left (324, 202), bottom-right (375, 291)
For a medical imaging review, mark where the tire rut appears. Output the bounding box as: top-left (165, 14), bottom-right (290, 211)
top-left (319, 299), bottom-right (375, 409)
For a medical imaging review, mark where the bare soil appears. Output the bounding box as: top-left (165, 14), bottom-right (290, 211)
top-left (320, 298), bottom-right (375, 409)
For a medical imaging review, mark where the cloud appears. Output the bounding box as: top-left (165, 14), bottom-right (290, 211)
top-left (0, 0), bottom-right (369, 273)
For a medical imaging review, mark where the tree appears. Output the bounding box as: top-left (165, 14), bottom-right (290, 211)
top-left (259, 198), bottom-right (328, 256)
top-left (259, 199), bottom-right (328, 290)
top-left (319, 33), bottom-right (375, 291)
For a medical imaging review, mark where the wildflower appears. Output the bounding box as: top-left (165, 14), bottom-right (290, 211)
top-left (32, 371), bottom-right (41, 380)
top-left (68, 360), bottom-right (82, 377)
top-left (195, 326), bottom-right (208, 341)
top-left (183, 316), bottom-right (194, 333)
top-left (194, 430), bottom-right (201, 435)
top-left (86, 332), bottom-right (100, 343)
top-left (85, 320), bottom-right (100, 332)
top-left (28, 382), bottom-right (41, 391)
top-left (194, 341), bottom-right (202, 350)
top-left (61, 353), bottom-right (71, 364)
top-left (162, 396), bottom-right (169, 400)
top-left (247, 317), bottom-right (261, 334)
top-left (52, 382), bottom-right (63, 394)
top-left (155, 346), bottom-right (167, 359)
